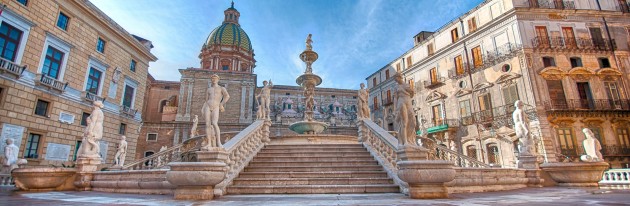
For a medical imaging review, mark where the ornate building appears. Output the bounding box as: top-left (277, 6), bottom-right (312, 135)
top-left (367, 0), bottom-right (630, 168)
top-left (137, 2), bottom-right (358, 160)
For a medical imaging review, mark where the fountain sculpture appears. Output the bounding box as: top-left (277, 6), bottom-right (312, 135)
top-left (289, 34), bottom-right (329, 134)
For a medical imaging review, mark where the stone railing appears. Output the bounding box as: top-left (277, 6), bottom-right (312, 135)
top-left (82, 91), bottom-right (106, 102)
top-left (122, 142), bottom-right (187, 170)
top-left (433, 144), bottom-right (490, 168)
top-left (120, 105), bottom-right (138, 117)
top-left (36, 73), bottom-right (68, 92)
top-left (357, 119), bottom-right (408, 193)
top-left (0, 57), bottom-right (26, 78)
top-left (214, 120), bottom-right (271, 196)
top-left (0, 173), bottom-right (13, 186)
top-left (600, 169), bottom-right (630, 185)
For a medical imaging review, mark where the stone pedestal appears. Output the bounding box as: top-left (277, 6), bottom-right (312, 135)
top-left (396, 146), bottom-right (455, 199)
top-left (74, 156), bottom-right (101, 191)
top-left (518, 155), bottom-right (544, 187)
top-left (541, 161), bottom-right (609, 187)
top-left (166, 150), bottom-right (228, 200)
top-left (518, 155), bottom-right (540, 169)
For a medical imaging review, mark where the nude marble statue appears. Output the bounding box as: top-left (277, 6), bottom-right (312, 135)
top-left (393, 73), bottom-right (417, 146)
top-left (77, 101), bottom-right (105, 159)
top-left (357, 83), bottom-right (370, 119)
top-left (581, 128), bottom-right (603, 162)
top-left (513, 100), bottom-right (536, 156)
top-left (201, 74), bottom-right (230, 149)
top-left (256, 80), bottom-right (272, 119)
top-left (113, 135), bottom-right (127, 166)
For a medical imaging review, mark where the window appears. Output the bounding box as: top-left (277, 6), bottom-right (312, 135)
top-left (222, 65), bottom-right (229, 70)
top-left (557, 128), bottom-right (576, 150)
top-left (427, 43), bottom-right (435, 56)
top-left (454, 55), bottom-right (464, 75)
top-left (429, 68), bottom-right (438, 83)
top-left (598, 58), bottom-right (611, 68)
top-left (408, 79), bottom-right (414, 90)
top-left (73, 140), bottom-right (82, 161)
top-left (34, 99), bottom-right (49, 116)
top-left (119, 123), bottom-right (127, 135)
top-left (570, 57), bottom-right (583, 68)
top-left (0, 22), bottom-right (23, 61)
top-left (432, 104), bottom-right (443, 125)
top-left (451, 28), bottom-right (459, 42)
top-left (487, 143), bottom-right (500, 165)
top-left (56, 12), bottom-right (69, 31)
top-left (535, 26), bottom-right (549, 47)
top-left (466, 145), bottom-right (478, 160)
top-left (122, 84), bottom-right (135, 108)
top-left (373, 96), bottom-right (378, 110)
top-left (331, 95), bottom-right (336, 98)
top-left (617, 128), bottom-right (630, 147)
top-left (85, 67), bottom-right (102, 95)
top-left (145, 151), bottom-right (154, 157)
top-left (130, 59), bottom-right (137, 72)
top-left (406, 56), bottom-right (412, 67)
top-left (547, 80), bottom-right (566, 105)
top-left (159, 100), bottom-right (167, 113)
top-left (372, 78), bottom-right (377, 86)
top-left (16, 0), bottom-right (28, 6)
top-left (147, 133), bottom-right (158, 141)
top-left (589, 127), bottom-right (604, 143)
top-left (386, 90), bottom-right (391, 103)
top-left (96, 37), bottom-right (106, 53)
top-left (471, 46), bottom-right (483, 68)
top-left (542, 57), bottom-right (556, 67)
top-left (467, 17), bottom-right (477, 33)
top-left (604, 82), bottom-right (621, 101)
top-left (385, 70), bottom-right (390, 80)
top-left (42, 46), bottom-right (64, 79)
top-left (80, 112), bottom-right (90, 126)
top-left (24, 133), bottom-right (41, 158)
top-left (459, 100), bottom-right (471, 117)
top-left (562, 27), bottom-right (576, 48)
top-left (285, 93), bottom-right (290, 96)
top-left (396, 63), bottom-right (400, 72)
top-left (502, 84), bottom-right (519, 108)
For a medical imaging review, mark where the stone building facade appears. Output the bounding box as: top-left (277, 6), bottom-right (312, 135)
top-left (0, 0), bottom-right (156, 167)
top-left (136, 3), bottom-right (358, 160)
top-left (367, 0), bottom-right (630, 168)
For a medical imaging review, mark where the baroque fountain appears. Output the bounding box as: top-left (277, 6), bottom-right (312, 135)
top-left (289, 34), bottom-right (329, 134)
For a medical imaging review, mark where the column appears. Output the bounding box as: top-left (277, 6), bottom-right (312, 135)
top-left (184, 79), bottom-right (194, 120)
top-left (176, 79), bottom-right (189, 121)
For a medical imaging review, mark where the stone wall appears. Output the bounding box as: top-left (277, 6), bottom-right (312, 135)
top-left (446, 168), bottom-right (528, 193)
top-left (90, 169), bottom-right (174, 194)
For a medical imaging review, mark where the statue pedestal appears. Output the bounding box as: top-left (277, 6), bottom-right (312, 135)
top-left (74, 156), bottom-right (101, 191)
top-left (396, 146), bottom-right (455, 199)
top-left (518, 155), bottom-right (544, 187)
top-left (541, 161), bottom-right (609, 187)
top-left (166, 149), bottom-right (228, 200)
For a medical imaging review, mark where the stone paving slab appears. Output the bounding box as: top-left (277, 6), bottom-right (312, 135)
top-left (1, 186), bottom-right (629, 206)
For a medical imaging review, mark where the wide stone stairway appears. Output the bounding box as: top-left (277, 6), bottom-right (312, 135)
top-left (227, 143), bottom-right (400, 194)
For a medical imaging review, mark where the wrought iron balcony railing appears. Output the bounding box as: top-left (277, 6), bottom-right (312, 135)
top-left (524, 0), bottom-right (576, 9)
top-left (423, 76), bottom-right (446, 89)
top-left (482, 43), bottom-right (522, 68)
top-left (120, 105), bottom-right (138, 117)
top-left (448, 64), bottom-right (469, 80)
top-left (83, 91), bottom-right (106, 102)
top-left (36, 74), bottom-right (68, 92)
top-left (544, 99), bottom-right (630, 111)
top-left (467, 104), bottom-right (538, 128)
top-left (532, 37), bottom-right (617, 51)
top-left (0, 57), bottom-right (26, 78)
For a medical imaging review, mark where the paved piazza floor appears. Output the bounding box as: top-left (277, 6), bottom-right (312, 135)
top-left (1, 187), bottom-right (629, 205)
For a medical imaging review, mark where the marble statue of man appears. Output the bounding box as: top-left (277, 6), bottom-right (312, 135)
top-left (581, 128), bottom-right (603, 162)
top-left (156, 146), bottom-right (167, 167)
top-left (357, 83), bottom-right (370, 119)
top-left (256, 80), bottom-right (272, 119)
top-left (113, 135), bottom-right (127, 166)
top-left (201, 74), bottom-right (230, 149)
top-left (393, 73), bottom-right (417, 146)
top-left (77, 101), bottom-right (105, 159)
top-left (513, 100), bottom-right (535, 156)
top-left (190, 115), bottom-right (199, 137)
top-left (3, 138), bottom-right (19, 171)
top-left (305, 34), bottom-right (313, 51)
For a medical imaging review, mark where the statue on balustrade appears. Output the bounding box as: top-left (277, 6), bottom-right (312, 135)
top-left (77, 101), bottom-right (104, 159)
top-left (581, 128), bottom-right (603, 162)
top-left (256, 80), bottom-right (273, 119)
top-left (201, 74), bottom-right (230, 150)
top-left (513, 100), bottom-right (536, 156)
top-left (156, 146), bottom-right (167, 167)
top-left (393, 73), bottom-right (416, 146)
top-left (357, 83), bottom-right (370, 119)
top-left (190, 115), bottom-right (199, 137)
top-left (113, 135), bottom-right (127, 167)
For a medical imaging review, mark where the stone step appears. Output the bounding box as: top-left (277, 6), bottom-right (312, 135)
top-left (265, 144), bottom-right (364, 149)
top-left (252, 156), bottom-right (375, 162)
top-left (243, 166), bottom-right (385, 172)
top-left (259, 148), bottom-right (368, 153)
top-left (247, 160), bottom-right (379, 167)
top-left (255, 151), bottom-right (371, 157)
top-left (227, 184), bottom-right (400, 194)
top-left (232, 178), bottom-right (394, 185)
top-left (237, 171), bottom-right (390, 179)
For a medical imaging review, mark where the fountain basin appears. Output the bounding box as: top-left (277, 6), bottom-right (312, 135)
top-left (12, 167), bottom-right (77, 191)
top-left (296, 73), bottom-right (322, 87)
top-left (289, 121), bottom-right (328, 134)
top-left (540, 161), bottom-right (609, 187)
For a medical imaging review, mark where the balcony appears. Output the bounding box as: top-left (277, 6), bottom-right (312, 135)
top-left (426, 119), bottom-right (460, 134)
top-left (532, 37), bottom-right (617, 52)
top-left (544, 99), bottom-right (630, 111)
top-left (423, 76), bottom-right (446, 89)
top-left (448, 64), bottom-right (469, 80)
top-left (616, 1), bottom-right (630, 12)
top-left (120, 105), bottom-right (138, 117)
top-left (82, 91), bottom-right (106, 102)
top-left (35, 74), bottom-right (68, 92)
top-left (525, 0), bottom-right (576, 9)
top-left (0, 57), bottom-right (26, 78)
top-left (469, 104), bottom-right (538, 128)
top-left (482, 43), bottom-right (522, 68)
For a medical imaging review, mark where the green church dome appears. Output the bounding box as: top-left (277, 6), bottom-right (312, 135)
top-left (205, 22), bottom-right (252, 52)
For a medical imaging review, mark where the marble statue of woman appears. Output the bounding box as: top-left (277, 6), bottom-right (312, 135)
top-left (77, 101), bottom-right (105, 159)
top-left (357, 83), bottom-right (370, 119)
top-left (513, 100), bottom-right (535, 156)
top-left (581, 128), bottom-right (603, 162)
top-left (113, 135), bottom-right (127, 166)
top-left (393, 73), bottom-right (417, 146)
top-left (2, 138), bottom-right (19, 172)
top-left (190, 115), bottom-right (199, 137)
top-left (201, 74), bottom-right (230, 150)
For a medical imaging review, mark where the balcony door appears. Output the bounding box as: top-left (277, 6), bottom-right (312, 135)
top-left (547, 80), bottom-right (567, 108)
top-left (589, 28), bottom-right (605, 48)
top-left (562, 27), bottom-right (577, 48)
top-left (576, 82), bottom-right (594, 109)
top-left (478, 93), bottom-right (493, 121)
top-left (430, 68), bottom-right (438, 83)
top-left (535, 26), bottom-right (549, 47)
top-left (432, 104), bottom-right (443, 126)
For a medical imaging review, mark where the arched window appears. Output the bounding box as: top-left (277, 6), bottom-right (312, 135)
top-left (159, 100), bottom-right (167, 113)
top-left (221, 59), bottom-right (231, 71)
top-left (466, 145), bottom-right (478, 160)
top-left (486, 143), bottom-right (500, 165)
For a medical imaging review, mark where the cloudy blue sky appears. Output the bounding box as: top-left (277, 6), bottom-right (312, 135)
top-left (91, 0), bottom-right (484, 89)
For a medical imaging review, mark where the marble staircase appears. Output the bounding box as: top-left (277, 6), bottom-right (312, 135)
top-left (227, 143), bottom-right (400, 194)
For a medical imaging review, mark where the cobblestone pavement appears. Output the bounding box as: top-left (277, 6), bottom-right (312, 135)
top-left (1, 186), bottom-right (629, 206)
